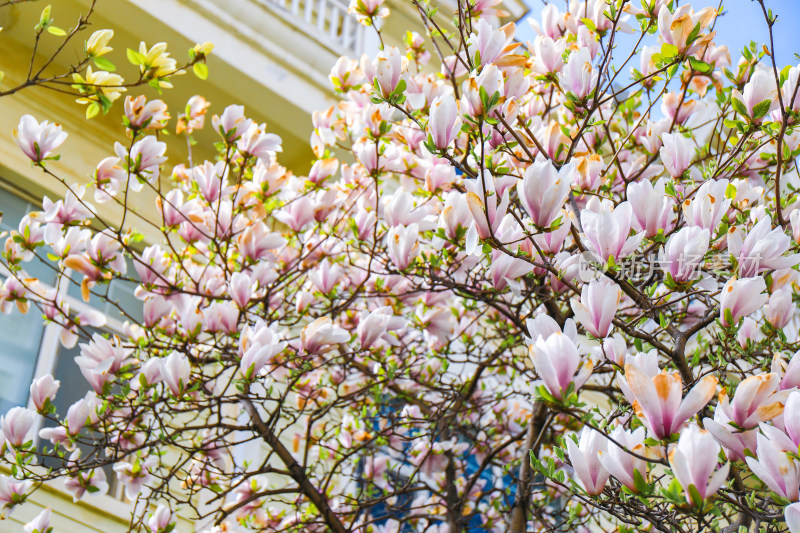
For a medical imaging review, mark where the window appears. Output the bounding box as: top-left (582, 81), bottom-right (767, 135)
top-left (0, 184), bottom-right (142, 500)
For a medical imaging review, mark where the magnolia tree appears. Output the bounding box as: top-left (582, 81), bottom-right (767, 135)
top-left (3, 0), bottom-right (800, 531)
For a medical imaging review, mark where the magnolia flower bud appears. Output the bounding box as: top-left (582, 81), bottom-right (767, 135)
top-left (29, 374), bottom-right (60, 412)
top-left (1, 407), bottom-right (36, 447)
top-left (86, 29), bottom-right (113, 57)
top-left (668, 424), bottom-right (729, 504)
top-left (427, 94), bottom-right (462, 150)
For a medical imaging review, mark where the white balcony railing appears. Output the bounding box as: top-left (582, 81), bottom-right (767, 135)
top-left (261, 0), bottom-right (366, 56)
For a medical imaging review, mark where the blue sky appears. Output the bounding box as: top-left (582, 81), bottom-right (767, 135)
top-left (516, 0), bottom-right (800, 70)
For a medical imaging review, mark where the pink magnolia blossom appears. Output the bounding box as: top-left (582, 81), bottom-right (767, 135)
top-left (1, 407), bottom-right (36, 447)
top-left (766, 289), bottom-right (793, 329)
top-left (529, 332), bottom-right (592, 400)
top-left (558, 48), bottom-right (597, 100)
top-left (659, 132), bottom-right (694, 178)
top-left (23, 507), bottom-right (51, 533)
top-left (301, 317), bottom-right (349, 354)
top-left (720, 276), bottom-right (768, 326)
top-left (746, 431), bottom-right (800, 501)
top-left (148, 504), bottom-right (175, 533)
top-left (212, 105), bottom-right (252, 142)
top-left (704, 408), bottom-right (759, 462)
top-left (668, 424), bottom-right (729, 503)
top-left (239, 320), bottom-right (286, 379)
top-left (732, 67), bottom-right (778, 122)
top-left (657, 4), bottom-right (717, 54)
top-left (29, 374), bottom-right (60, 412)
top-left (369, 46), bottom-right (404, 98)
top-left (13, 114), bottom-right (68, 162)
top-left (428, 94), bottom-right (462, 149)
top-left (466, 18), bottom-right (511, 66)
top-left (728, 217), bottom-right (800, 277)
top-left (570, 279), bottom-right (621, 338)
top-left (517, 157), bottom-right (572, 228)
top-left (0, 476), bottom-right (32, 515)
top-left (124, 95), bottom-right (169, 129)
top-left (566, 427), bottom-right (610, 495)
top-left (597, 427), bottom-right (648, 492)
top-left (465, 170), bottom-right (509, 243)
top-left (717, 373), bottom-right (783, 430)
top-left (531, 35), bottom-right (565, 75)
top-left (358, 306), bottom-right (405, 349)
top-left (387, 223), bottom-right (420, 271)
top-left (580, 201), bottom-right (643, 262)
top-left (787, 503), bottom-right (800, 533)
top-left (237, 123), bottom-right (282, 165)
top-left (682, 179), bottom-right (731, 231)
top-left (160, 351), bottom-right (191, 396)
top-left (624, 364), bottom-right (717, 439)
top-left (63, 467), bottom-right (109, 502)
top-left (662, 227), bottom-right (709, 283)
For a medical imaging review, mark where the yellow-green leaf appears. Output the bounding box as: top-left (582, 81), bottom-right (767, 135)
top-left (47, 26), bottom-right (66, 36)
top-left (193, 62), bottom-right (208, 80)
top-left (86, 102), bottom-right (100, 119)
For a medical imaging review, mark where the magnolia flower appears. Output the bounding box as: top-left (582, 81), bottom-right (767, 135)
top-left (558, 48), bottom-right (597, 100)
top-left (0, 476), bottom-right (32, 515)
top-left (13, 115), bottom-right (68, 162)
top-left (160, 351), bottom-right (191, 396)
top-left (659, 133), bottom-right (694, 178)
top-left (466, 18), bottom-right (511, 66)
top-left (581, 202), bottom-right (643, 262)
top-left (720, 276), bottom-right (768, 326)
top-left (212, 105), bottom-right (252, 142)
top-left (517, 157), bottom-right (572, 228)
top-left (428, 94), bottom-right (461, 149)
top-left (570, 279), bottom-right (621, 338)
top-left (369, 46), bottom-right (404, 98)
top-left (358, 307), bottom-right (405, 349)
top-left (113, 456), bottom-right (157, 500)
top-left (746, 431), bottom-right (800, 501)
top-left (1, 407), bottom-right (36, 447)
top-left (86, 29), bottom-right (113, 57)
top-left (64, 468), bottom-right (109, 502)
top-left (624, 364), bottom-right (717, 439)
top-left (29, 374), bottom-right (60, 412)
top-left (662, 227), bottom-right (709, 283)
top-left (717, 373), bottom-right (782, 430)
top-left (23, 507), bottom-right (51, 533)
top-left (787, 503), bottom-right (800, 533)
top-left (682, 179), bottom-right (731, 232)
top-left (597, 427), bottom-right (648, 492)
top-left (531, 35), bottom-right (565, 75)
top-left (566, 427), bottom-right (610, 495)
top-left (657, 4), bottom-right (717, 54)
top-left (668, 424), bottom-right (729, 504)
top-left (529, 332), bottom-right (592, 400)
top-left (765, 289), bottom-right (793, 329)
top-left (124, 95), bottom-right (169, 130)
top-left (387, 223), bottom-right (420, 271)
top-left (237, 123), bottom-right (282, 164)
top-left (704, 408), bottom-right (759, 462)
top-left (239, 321), bottom-right (286, 379)
top-left (301, 317), bottom-right (349, 354)
top-left (728, 217), bottom-right (800, 277)
top-left (732, 67), bottom-right (778, 122)
top-left (148, 504), bottom-right (175, 533)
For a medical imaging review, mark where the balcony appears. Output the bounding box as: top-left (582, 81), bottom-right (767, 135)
top-left (259, 0), bottom-right (366, 56)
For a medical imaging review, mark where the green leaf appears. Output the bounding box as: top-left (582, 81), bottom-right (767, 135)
top-left (581, 17), bottom-right (597, 32)
top-left (688, 56), bottom-right (713, 74)
top-left (730, 97), bottom-right (748, 118)
top-left (126, 48), bottom-right (145, 65)
top-left (661, 42), bottom-right (679, 59)
top-left (632, 468), bottom-right (648, 493)
top-left (85, 102), bottom-right (100, 119)
top-left (47, 26), bottom-right (66, 36)
top-left (193, 62), bottom-right (209, 80)
top-left (687, 483), bottom-right (704, 507)
top-left (751, 98), bottom-right (772, 120)
top-left (93, 56), bottom-right (116, 72)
